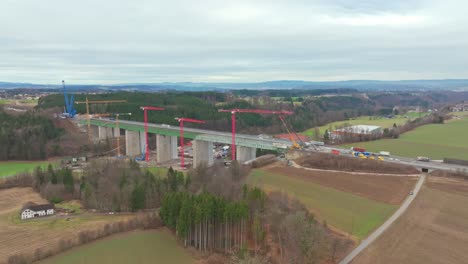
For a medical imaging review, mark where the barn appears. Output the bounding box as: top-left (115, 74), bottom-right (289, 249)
top-left (21, 203), bottom-right (55, 220)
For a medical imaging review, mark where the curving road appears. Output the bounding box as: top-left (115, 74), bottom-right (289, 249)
top-left (339, 174), bottom-right (426, 264)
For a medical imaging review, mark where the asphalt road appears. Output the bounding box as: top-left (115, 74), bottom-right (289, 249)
top-left (339, 174), bottom-right (426, 264)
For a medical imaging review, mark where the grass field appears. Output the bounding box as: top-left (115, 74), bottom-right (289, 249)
top-left (354, 177), bottom-right (468, 264)
top-left (248, 169), bottom-right (397, 239)
top-left (143, 166), bottom-right (169, 177)
top-left (0, 187), bottom-right (142, 263)
top-left (342, 117), bottom-right (468, 160)
top-left (0, 161), bottom-right (53, 178)
top-left (0, 99), bottom-right (38, 105)
top-left (301, 114), bottom-right (426, 138)
top-left (39, 230), bottom-right (195, 264)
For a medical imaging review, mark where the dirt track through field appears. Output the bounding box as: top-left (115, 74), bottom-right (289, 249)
top-left (266, 164), bottom-right (417, 204)
top-left (352, 177), bottom-right (468, 264)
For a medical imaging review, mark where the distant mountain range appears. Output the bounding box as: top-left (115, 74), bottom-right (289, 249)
top-left (1, 79), bottom-right (468, 92)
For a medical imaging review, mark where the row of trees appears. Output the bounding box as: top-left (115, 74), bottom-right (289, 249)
top-left (0, 108), bottom-right (63, 160)
top-left (80, 160), bottom-right (189, 211)
top-left (160, 186), bottom-right (267, 254)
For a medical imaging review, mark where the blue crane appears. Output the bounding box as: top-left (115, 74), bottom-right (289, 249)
top-left (62, 80), bottom-right (76, 118)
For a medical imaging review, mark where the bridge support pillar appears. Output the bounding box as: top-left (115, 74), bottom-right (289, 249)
top-left (139, 131), bottom-right (146, 153)
top-left (98, 126), bottom-right (113, 140)
top-left (193, 140), bottom-right (214, 168)
top-left (125, 130), bottom-right (141, 156)
top-left (156, 135), bottom-right (177, 163)
top-left (90, 125), bottom-right (99, 139)
top-left (236, 146), bottom-right (256, 162)
top-left (113, 127), bottom-right (121, 137)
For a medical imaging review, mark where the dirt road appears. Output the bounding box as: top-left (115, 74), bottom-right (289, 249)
top-left (339, 174), bottom-right (426, 264)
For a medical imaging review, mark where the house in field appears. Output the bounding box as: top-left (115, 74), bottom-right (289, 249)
top-left (21, 203), bottom-right (55, 220)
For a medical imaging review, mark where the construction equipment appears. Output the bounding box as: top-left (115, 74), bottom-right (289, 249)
top-left (278, 115), bottom-right (304, 149)
top-left (175, 117), bottom-right (206, 168)
top-left (62, 80), bottom-right (76, 118)
top-left (218, 109), bottom-right (293, 160)
top-left (140, 106), bottom-right (165, 162)
top-left (114, 113), bottom-right (132, 157)
top-left (75, 97), bottom-right (127, 140)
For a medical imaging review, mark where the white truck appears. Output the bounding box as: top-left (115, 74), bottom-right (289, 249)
top-left (379, 151), bottom-right (391, 156)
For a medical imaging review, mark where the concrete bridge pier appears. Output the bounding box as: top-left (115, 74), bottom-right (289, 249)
top-left (193, 140), bottom-right (214, 168)
top-left (90, 125), bottom-right (99, 139)
top-left (98, 126), bottom-right (113, 140)
top-left (156, 135), bottom-right (177, 163)
top-left (139, 131), bottom-right (146, 154)
top-left (113, 127), bottom-right (121, 137)
top-left (125, 130), bottom-right (141, 156)
top-left (236, 146), bottom-right (256, 162)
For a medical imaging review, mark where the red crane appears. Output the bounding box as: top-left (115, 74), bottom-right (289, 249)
top-left (175, 117), bottom-right (206, 169)
top-left (140, 106), bottom-right (165, 162)
top-left (218, 109), bottom-right (294, 160)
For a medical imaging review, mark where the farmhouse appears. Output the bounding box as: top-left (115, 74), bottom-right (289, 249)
top-left (21, 203), bottom-right (55, 220)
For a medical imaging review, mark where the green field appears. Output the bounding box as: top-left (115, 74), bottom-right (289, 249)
top-left (0, 161), bottom-right (52, 178)
top-left (39, 230), bottom-right (195, 264)
top-left (144, 166), bottom-right (169, 177)
top-left (343, 117), bottom-right (468, 160)
top-left (248, 169), bottom-right (396, 239)
top-left (302, 114), bottom-right (426, 138)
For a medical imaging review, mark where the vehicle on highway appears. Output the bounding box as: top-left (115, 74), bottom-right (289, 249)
top-left (379, 151), bottom-right (390, 156)
top-left (378, 156), bottom-right (385, 161)
top-left (352, 147), bottom-right (366, 153)
top-left (417, 156), bottom-right (431, 162)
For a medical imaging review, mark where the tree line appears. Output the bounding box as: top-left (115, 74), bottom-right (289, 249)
top-left (0, 108), bottom-right (63, 160)
top-left (38, 91), bottom-right (395, 136)
top-left (160, 186), bottom-right (265, 253)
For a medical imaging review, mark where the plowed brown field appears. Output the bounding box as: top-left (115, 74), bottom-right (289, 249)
top-left (266, 164), bottom-right (417, 204)
top-left (0, 188), bottom-right (133, 263)
top-left (353, 177), bottom-right (468, 264)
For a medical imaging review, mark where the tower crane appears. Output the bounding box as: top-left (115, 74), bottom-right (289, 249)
top-left (140, 106), bottom-right (165, 162)
top-left (62, 80), bottom-right (76, 118)
top-left (75, 97), bottom-right (127, 140)
top-left (175, 117), bottom-right (206, 169)
top-left (218, 109), bottom-right (294, 160)
top-left (113, 112), bottom-right (132, 157)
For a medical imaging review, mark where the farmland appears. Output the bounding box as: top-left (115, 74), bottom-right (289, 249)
top-left (343, 117), bottom-right (468, 160)
top-left (302, 114), bottom-right (426, 138)
top-left (354, 176), bottom-right (468, 264)
top-left (0, 187), bottom-right (136, 263)
top-left (39, 230), bottom-right (195, 264)
top-left (248, 166), bottom-right (404, 239)
top-left (0, 161), bottom-right (52, 178)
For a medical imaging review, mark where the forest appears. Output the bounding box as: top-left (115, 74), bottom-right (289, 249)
top-left (38, 91), bottom-right (389, 134)
top-left (0, 108), bottom-right (63, 160)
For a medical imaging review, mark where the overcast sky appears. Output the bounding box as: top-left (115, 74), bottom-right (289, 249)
top-left (1, 0), bottom-right (467, 84)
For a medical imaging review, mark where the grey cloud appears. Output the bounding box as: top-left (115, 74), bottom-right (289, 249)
top-left (0, 0), bottom-right (467, 84)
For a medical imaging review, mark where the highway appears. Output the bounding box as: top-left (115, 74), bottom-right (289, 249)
top-left (87, 117), bottom-right (468, 172)
top-left (339, 174), bottom-right (426, 264)
top-left (86, 118), bottom-right (295, 150)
